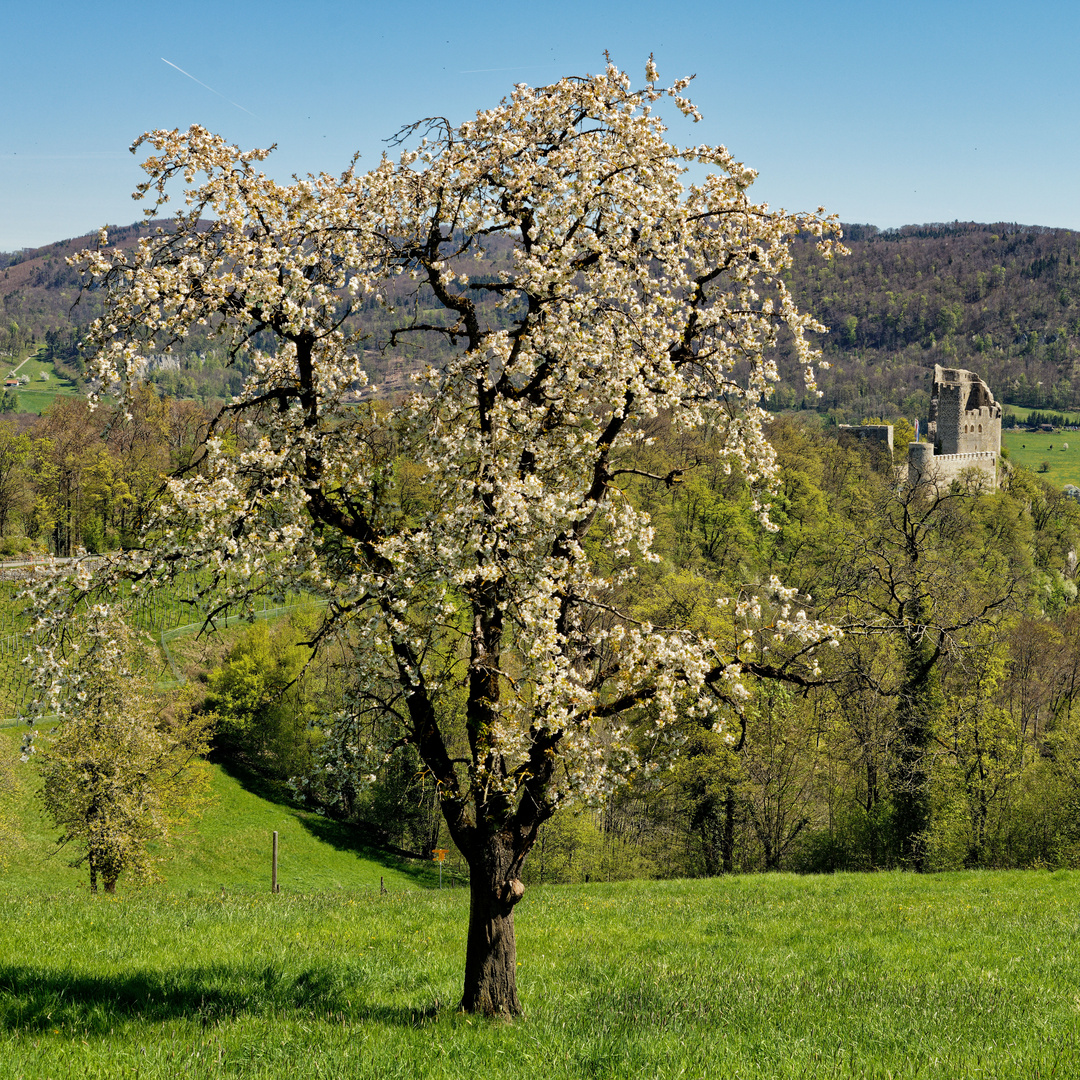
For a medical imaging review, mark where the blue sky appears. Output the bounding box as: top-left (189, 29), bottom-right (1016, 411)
top-left (3, 0), bottom-right (1079, 252)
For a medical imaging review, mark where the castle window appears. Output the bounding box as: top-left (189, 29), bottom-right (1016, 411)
top-left (978, 424), bottom-right (982, 433)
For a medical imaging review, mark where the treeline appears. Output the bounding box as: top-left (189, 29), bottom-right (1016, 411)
top-left (595, 417), bottom-right (1080, 877)
top-left (182, 413), bottom-right (1080, 880)
top-left (0, 387), bottom-right (209, 557)
top-left (0, 221), bottom-right (497, 402)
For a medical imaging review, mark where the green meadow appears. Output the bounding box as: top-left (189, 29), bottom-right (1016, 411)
top-left (2, 353), bottom-right (81, 415)
top-left (1003, 404), bottom-right (1080, 426)
top-left (1, 867), bottom-right (1078, 1079)
top-left (1, 738), bottom-right (1079, 1079)
top-left (1, 726), bottom-right (434, 896)
top-left (1002, 429), bottom-right (1080, 487)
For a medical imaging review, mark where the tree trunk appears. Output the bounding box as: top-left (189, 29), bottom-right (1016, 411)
top-left (460, 836), bottom-right (525, 1017)
top-left (894, 623), bottom-right (942, 871)
top-left (722, 786), bottom-right (735, 873)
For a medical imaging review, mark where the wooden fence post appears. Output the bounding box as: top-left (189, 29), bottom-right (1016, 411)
top-left (272, 831), bottom-right (279, 894)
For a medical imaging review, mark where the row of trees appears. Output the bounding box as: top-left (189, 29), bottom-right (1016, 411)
top-left (1004, 409), bottom-right (1080, 430)
top-left (574, 418), bottom-right (1080, 878)
top-left (0, 388), bottom-right (210, 556)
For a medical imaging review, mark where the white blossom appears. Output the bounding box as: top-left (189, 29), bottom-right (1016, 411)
top-left (52, 60), bottom-right (844, 854)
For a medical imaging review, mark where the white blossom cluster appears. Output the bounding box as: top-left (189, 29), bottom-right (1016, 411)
top-left (55, 61), bottom-right (844, 837)
top-left (23, 600), bottom-right (147, 750)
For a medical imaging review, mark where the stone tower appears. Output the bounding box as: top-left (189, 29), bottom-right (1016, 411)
top-left (908, 365), bottom-right (1001, 488)
top-left (927, 364), bottom-right (1002, 456)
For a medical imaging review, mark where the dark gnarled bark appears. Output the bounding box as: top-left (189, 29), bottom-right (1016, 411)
top-left (460, 834), bottom-right (526, 1017)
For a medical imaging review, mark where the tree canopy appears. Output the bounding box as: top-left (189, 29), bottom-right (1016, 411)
top-left (47, 59), bottom-right (843, 1014)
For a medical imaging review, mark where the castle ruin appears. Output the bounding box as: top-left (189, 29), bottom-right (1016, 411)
top-left (907, 364), bottom-right (1001, 489)
top-left (838, 424), bottom-right (894, 455)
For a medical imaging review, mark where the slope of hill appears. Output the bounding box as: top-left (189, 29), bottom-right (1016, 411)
top-left (779, 221), bottom-right (1080, 421)
top-left (1, 725), bottom-right (440, 895)
top-left (6, 218), bottom-right (1080, 422)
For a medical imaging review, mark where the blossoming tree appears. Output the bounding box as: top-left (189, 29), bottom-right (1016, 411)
top-left (34, 612), bottom-right (211, 893)
top-left (60, 60), bottom-right (841, 1014)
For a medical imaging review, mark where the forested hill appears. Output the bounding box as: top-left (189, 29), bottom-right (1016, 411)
top-left (5, 219), bottom-right (1080, 421)
top-left (0, 223), bottom-right (163, 396)
top-left (781, 221), bottom-right (1080, 422)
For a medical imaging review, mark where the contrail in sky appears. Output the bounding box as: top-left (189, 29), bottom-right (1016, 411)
top-left (161, 58), bottom-right (258, 117)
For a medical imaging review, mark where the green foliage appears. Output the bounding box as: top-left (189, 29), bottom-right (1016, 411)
top-left (590, 420), bottom-right (1080, 876)
top-left (524, 809), bottom-right (609, 884)
top-left (34, 617), bottom-right (212, 893)
top-left (671, 724), bottom-right (742, 876)
top-left (0, 534), bottom-right (39, 557)
top-left (206, 618), bottom-right (316, 782)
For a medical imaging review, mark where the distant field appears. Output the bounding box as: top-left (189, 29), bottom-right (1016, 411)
top-left (14, 386), bottom-right (82, 414)
top-left (1002, 429), bottom-right (1080, 487)
top-left (2, 350), bottom-right (81, 415)
top-left (1003, 403), bottom-right (1080, 425)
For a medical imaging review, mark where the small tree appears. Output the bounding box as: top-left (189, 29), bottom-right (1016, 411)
top-left (33, 611), bottom-right (211, 893)
top-left (58, 59), bottom-right (841, 1012)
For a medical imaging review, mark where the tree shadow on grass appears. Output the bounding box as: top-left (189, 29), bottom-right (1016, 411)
top-left (294, 814), bottom-right (440, 886)
top-left (0, 963), bottom-right (444, 1033)
top-left (211, 754), bottom-right (302, 807)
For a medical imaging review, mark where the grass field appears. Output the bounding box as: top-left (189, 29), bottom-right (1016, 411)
top-left (2, 351), bottom-right (81, 416)
top-left (13, 386), bottom-right (82, 415)
top-left (1002, 429), bottom-right (1080, 487)
top-left (0, 870), bottom-right (1078, 1078)
top-left (3, 563), bottom-right (1080, 1075)
top-left (1, 737), bottom-right (1078, 1077)
top-left (1003, 403), bottom-right (1080, 426)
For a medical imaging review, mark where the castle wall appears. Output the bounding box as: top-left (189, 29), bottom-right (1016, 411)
top-left (838, 424), bottom-right (894, 453)
top-left (907, 447), bottom-right (997, 490)
top-left (914, 364), bottom-right (1001, 489)
top-left (954, 405), bottom-right (1001, 455)
top-left (935, 379), bottom-right (964, 454)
